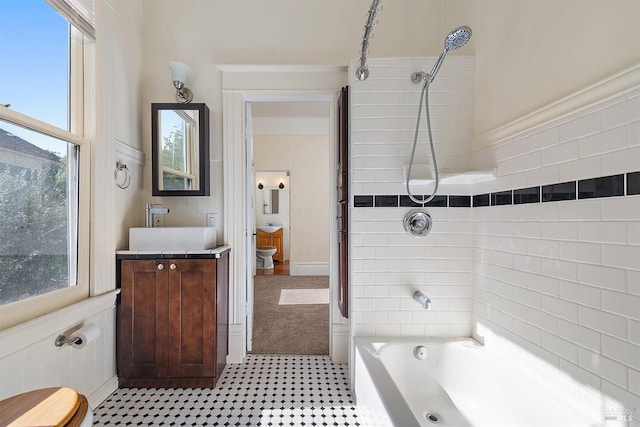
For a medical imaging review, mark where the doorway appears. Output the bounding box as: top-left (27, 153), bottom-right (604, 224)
top-left (255, 170), bottom-right (290, 276)
top-left (220, 66), bottom-right (348, 363)
top-left (247, 100), bottom-right (331, 355)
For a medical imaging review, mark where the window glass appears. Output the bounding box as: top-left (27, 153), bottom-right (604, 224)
top-left (0, 120), bottom-right (79, 306)
top-left (0, 0), bottom-right (69, 130)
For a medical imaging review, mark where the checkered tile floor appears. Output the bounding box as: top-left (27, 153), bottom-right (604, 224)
top-left (93, 355), bottom-right (360, 426)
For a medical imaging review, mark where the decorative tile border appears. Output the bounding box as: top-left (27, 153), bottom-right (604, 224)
top-left (353, 171), bottom-right (640, 208)
top-left (629, 171), bottom-right (640, 195)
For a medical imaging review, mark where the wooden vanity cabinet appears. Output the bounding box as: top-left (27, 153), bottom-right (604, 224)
top-left (117, 251), bottom-right (229, 388)
top-left (256, 228), bottom-right (284, 263)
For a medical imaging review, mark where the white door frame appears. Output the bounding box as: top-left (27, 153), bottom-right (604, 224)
top-left (220, 64), bottom-right (349, 363)
top-left (245, 102), bottom-right (256, 352)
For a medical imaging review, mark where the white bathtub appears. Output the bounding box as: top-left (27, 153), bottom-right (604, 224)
top-left (354, 337), bottom-right (600, 427)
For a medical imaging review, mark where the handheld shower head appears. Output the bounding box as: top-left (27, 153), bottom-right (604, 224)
top-left (444, 26), bottom-right (472, 51)
top-left (406, 26), bottom-right (473, 208)
top-left (428, 25), bottom-right (472, 83)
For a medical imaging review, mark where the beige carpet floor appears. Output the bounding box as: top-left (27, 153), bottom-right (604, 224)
top-left (250, 275), bottom-right (329, 355)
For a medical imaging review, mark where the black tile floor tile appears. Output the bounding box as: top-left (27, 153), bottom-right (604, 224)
top-left (93, 355), bottom-right (360, 426)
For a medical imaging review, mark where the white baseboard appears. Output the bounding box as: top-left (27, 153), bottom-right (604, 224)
top-left (87, 375), bottom-right (118, 409)
top-left (227, 323), bottom-right (244, 364)
top-left (331, 323), bottom-right (349, 364)
top-left (290, 262), bottom-right (329, 276)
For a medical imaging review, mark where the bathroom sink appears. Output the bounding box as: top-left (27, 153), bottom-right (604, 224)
top-left (257, 225), bottom-right (283, 233)
top-left (129, 227), bottom-right (217, 251)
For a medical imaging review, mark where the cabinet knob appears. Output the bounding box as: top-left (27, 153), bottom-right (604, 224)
top-left (170, 263), bottom-right (177, 270)
top-left (157, 263), bottom-right (164, 270)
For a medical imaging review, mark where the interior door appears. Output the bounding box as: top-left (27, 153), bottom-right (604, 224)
top-left (337, 87), bottom-right (349, 318)
top-left (245, 102), bottom-right (256, 352)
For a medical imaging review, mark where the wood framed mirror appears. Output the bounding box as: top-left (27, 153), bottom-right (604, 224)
top-left (151, 103), bottom-right (210, 196)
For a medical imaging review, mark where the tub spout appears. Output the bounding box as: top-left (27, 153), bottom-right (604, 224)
top-left (413, 291), bottom-right (431, 309)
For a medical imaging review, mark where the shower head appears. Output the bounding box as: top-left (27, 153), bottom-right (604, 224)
top-left (444, 26), bottom-right (472, 51)
top-left (427, 25), bottom-right (472, 84)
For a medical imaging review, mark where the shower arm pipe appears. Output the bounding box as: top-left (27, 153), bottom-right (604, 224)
top-left (355, 0), bottom-right (382, 80)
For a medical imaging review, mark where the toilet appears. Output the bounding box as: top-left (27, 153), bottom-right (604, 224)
top-left (256, 246), bottom-right (277, 269)
top-left (0, 387), bottom-right (92, 427)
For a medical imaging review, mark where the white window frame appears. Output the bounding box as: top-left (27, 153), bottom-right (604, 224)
top-left (0, 26), bottom-right (92, 330)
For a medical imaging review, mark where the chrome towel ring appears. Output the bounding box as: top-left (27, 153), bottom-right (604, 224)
top-left (114, 161), bottom-right (131, 189)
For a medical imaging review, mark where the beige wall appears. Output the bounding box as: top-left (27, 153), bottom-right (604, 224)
top-left (99, 0), bottom-right (146, 260)
top-left (140, 0), bottom-right (639, 164)
top-left (445, 0), bottom-right (640, 140)
top-left (254, 135), bottom-right (330, 264)
top-left (0, 0), bottom-right (144, 406)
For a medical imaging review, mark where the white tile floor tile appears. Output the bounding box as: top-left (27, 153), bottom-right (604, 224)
top-left (93, 355), bottom-right (360, 426)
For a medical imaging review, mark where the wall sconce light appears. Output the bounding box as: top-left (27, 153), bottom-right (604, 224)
top-left (258, 182), bottom-right (264, 189)
top-left (169, 61), bottom-right (193, 104)
top-left (279, 182), bottom-right (285, 189)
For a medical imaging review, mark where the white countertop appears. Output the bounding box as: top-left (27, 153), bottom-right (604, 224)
top-left (116, 245), bottom-right (231, 258)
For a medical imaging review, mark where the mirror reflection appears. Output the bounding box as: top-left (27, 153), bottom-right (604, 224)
top-left (263, 189), bottom-right (279, 214)
top-left (151, 103), bottom-right (210, 196)
top-left (159, 109), bottom-right (199, 191)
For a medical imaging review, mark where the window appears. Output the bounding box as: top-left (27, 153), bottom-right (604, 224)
top-left (0, 0), bottom-right (92, 329)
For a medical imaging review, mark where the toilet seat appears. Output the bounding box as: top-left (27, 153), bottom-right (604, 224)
top-left (0, 387), bottom-right (91, 427)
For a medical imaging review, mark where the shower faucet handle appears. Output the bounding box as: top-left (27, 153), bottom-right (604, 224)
top-left (403, 210), bottom-right (432, 238)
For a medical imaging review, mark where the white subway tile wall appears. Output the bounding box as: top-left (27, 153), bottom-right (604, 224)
top-left (350, 56), bottom-right (639, 422)
top-left (349, 57), bottom-right (475, 338)
top-left (473, 89), bottom-right (640, 419)
top-left (350, 57), bottom-right (475, 197)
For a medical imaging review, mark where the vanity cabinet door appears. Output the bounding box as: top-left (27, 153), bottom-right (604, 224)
top-left (256, 229), bottom-right (284, 263)
top-left (167, 259), bottom-right (217, 378)
top-left (256, 230), bottom-right (270, 248)
top-left (118, 260), bottom-right (169, 380)
top-left (272, 229), bottom-right (284, 263)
